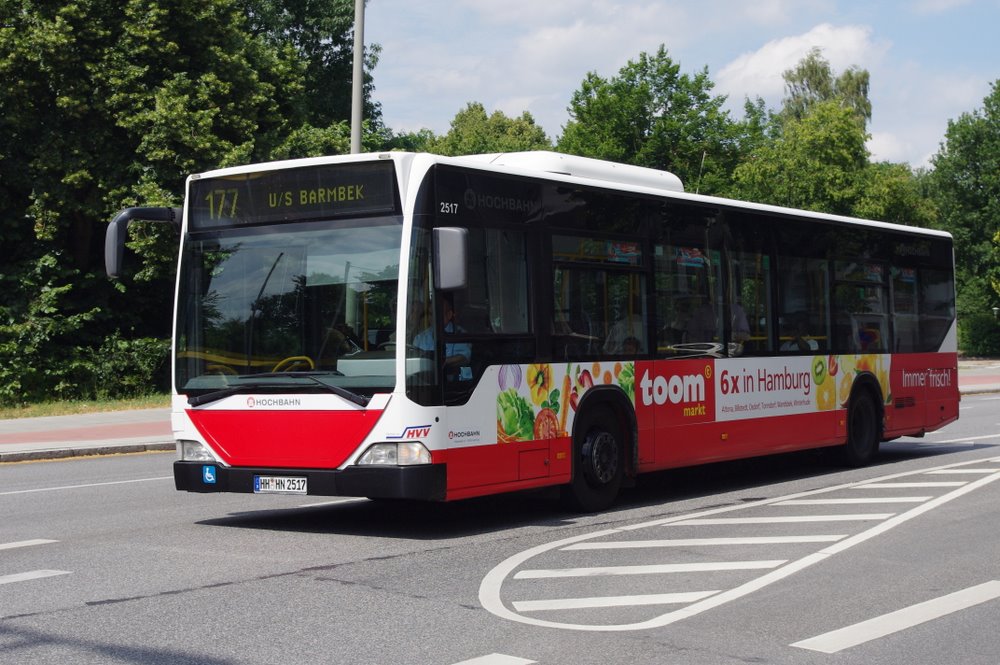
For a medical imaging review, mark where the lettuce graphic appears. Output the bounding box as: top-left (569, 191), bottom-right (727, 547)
top-left (497, 388), bottom-right (534, 441)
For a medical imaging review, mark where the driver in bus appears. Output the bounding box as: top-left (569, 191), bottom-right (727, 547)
top-left (413, 295), bottom-right (472, 380)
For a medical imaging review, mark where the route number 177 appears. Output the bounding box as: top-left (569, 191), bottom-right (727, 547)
top-left (205, 189), bottom-right (239, 220)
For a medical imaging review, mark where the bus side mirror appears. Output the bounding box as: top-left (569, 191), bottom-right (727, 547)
top-left (105, 207), bottom-right (181, 278)
top-left (433, 227), bottom-right (468, 290)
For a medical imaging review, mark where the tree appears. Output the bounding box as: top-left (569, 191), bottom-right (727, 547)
top-left (854, 162), bottom-right (937, 227)
top-left (781, 47), bottom-right (871, 128)
top-left (430, 102), bottom-right (551, 156)
top-left (931, 80), bottom-right (1000, 324)
top-left (732, 100), bottom-right (869, 215)
top-left (0, 0), bottom-right (367, 404)
top-left (557, 46), bottom-right (744, 194)
top-left (239, 0), bottom-right (382, 131)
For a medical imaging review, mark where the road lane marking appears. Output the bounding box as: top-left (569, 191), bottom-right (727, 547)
top-left (791, 580), bottom-right (1000, 653)
top-left (514, 560), bottom-right (786, 579)
top-left (514, 590), bottom-right (720, 612)
top-left (451, 655), bottom-right (536, 665)
top-left (0, 476), bottom-right (173, 496)
top-left (925, 468), bottom-right (1000, 474)
top-left (673, 514), bottom-right (894, 525)
top-left (775, 498), bottom-right (929, 505)
top-left (298, 498), bottom-right (367, 508)
top-left (854, 482), bottom-right (966, 488)
top-left (481, 457), bottom-right (1000, 632)
top-left (562, 535), bottom-right (846, 551)
top-left (0, 570), bottom-right (71, 586)
top-left (926, 434), bottom-right (998, 443)
top-left (0, 539), bottom-right (57, 551)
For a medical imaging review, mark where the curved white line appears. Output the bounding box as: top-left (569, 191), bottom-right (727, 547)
top-left (479, 456), bottom-right (1000, 632)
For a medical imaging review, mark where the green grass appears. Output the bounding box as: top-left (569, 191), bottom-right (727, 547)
top-left (0, 394), bottom-right (170, 420)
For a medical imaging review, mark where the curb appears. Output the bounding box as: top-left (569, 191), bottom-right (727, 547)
top-left (0, 441), bottom-right (174, 464)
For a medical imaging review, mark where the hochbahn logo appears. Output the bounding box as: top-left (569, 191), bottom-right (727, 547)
top-left (463, 188), bottom-right (536, 214)
top-left (246, 396), bottom-right (302, 408)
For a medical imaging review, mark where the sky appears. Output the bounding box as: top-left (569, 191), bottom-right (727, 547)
top-left (364, 0), bottom-right (1000, 168)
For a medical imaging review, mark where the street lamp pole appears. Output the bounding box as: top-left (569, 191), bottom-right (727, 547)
top-left (350, 0), bottom-right (365, 154)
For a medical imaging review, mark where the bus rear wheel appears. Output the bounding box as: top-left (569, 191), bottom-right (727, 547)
top-left (562, 408), bottom-right (624, 512)
top-left (841, 388), bottom-right (880, 467)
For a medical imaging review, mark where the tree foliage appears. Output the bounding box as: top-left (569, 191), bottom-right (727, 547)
top-left (732, 100), bottom-right (869, 215)
top-left (0, 0), bottom-right (372, 404)
top-left (557, 46), bottom-right (746, 194)
top-left (781, 47), bottom-right (871, 128)
top-left (430, 102), bottom-right (551, 156)
top-left (930, 80), bottom-right (1000, 324)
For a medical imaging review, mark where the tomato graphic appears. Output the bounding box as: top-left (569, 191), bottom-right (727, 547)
top-left (534, 408), bottom-right (560, 440)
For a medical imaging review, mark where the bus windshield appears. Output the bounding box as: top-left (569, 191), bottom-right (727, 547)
top-left (175, 217), bottom-right (403, 397)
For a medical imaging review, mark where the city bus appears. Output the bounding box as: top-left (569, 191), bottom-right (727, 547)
top-left (106, 150), bottom-right (959, 511)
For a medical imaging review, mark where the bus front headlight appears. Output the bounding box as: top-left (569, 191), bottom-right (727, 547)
top-left (357, 442), bottom-right (431, 466)
top-left (177, 440), bottom-right (215, 462)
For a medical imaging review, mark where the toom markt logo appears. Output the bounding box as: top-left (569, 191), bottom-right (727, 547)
top-left (637, 362), bottom-right (714, 423)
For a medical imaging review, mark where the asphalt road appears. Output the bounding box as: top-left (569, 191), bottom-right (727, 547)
top-left (2, 393), bottom-right (999, 664)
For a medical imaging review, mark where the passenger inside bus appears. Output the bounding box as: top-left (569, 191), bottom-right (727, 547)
top-left (780, 315), bottom-right (819, 352)
top-left (604, 315), bottom-right (646, 354)
top-left (683, 297), bottom-right (750, 352)
top-left (684, 296), bottom-right (720, 343)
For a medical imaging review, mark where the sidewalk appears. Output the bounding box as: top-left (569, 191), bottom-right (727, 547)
top-left (0, 408), bottom-right (173, 463)
top-left (1, 360), bottom-right (999, 464)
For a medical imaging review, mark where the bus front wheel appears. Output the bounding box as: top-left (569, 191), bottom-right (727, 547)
top-left (562, 408), bottom-right (624, 512)
top-left (841, 388), bottom-right (880, 467)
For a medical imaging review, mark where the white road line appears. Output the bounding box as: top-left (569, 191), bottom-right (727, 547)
top-left (563, 535), bottom-right (847, 550)
top-left (925, 468), bottom-right (1000, 474)
top-left (674, 514), bottom-right (894, 525)
top-left (0, 476), bottom-right (173, 496)
top-left (298, 498), bottom-right (366, 508)
top-left (480, 458), bottom-right (1000, 632)
top-left (775, 497), bottom-right (930, 505)
top-left (450, 655), bottom-right (536, 665)
top-left (0, 570), bottom-right (71, 586)
top-left (514, 590), bottom-right (720, 612)
top-left (854, 482), bottom-right (966, 488)
top-left (0, 539), bottom-right (58, 551)
top-left (927, 434), bottom-right (998, 444)
top-left (791, 580), bottom-right (1000, 653)
top-left (514, 560), bottom-right (786, 579)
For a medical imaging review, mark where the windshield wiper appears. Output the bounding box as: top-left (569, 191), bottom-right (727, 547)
top-left (187, 372), bottom-right (370, 408)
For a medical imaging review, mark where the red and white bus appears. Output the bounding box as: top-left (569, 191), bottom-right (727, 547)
top-left (107, 151), bottom-right (959, 510)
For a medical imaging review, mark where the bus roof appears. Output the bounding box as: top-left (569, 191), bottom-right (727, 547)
top-left (188, 150), bottom-right (952, 241)
top-left (444, 151), bottom-right (952, 241)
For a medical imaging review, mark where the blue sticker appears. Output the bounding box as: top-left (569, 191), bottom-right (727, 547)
top-left (202, 465), bottom-right (217, 484)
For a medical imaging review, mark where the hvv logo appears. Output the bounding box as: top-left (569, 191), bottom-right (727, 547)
top-left (387, 424), bottom-right (432, 440)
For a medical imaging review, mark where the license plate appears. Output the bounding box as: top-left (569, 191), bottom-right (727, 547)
top-left (253, 475), bottom-right (307, 494)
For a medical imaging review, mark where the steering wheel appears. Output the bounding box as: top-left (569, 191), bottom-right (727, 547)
top-left (271, 355), bottom-right (315, 372)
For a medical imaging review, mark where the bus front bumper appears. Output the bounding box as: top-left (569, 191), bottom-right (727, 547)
top-left (173, 461), bottom-right (447, 501)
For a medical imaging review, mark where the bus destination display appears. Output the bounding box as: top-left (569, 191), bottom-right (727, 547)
top-left (188, 161), bottom-right (399, 229)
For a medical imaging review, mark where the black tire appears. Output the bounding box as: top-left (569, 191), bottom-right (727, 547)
top-left (561, 408), bottom-right (624, 512)
top-left (841, 387), bottom-right (880, 467)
